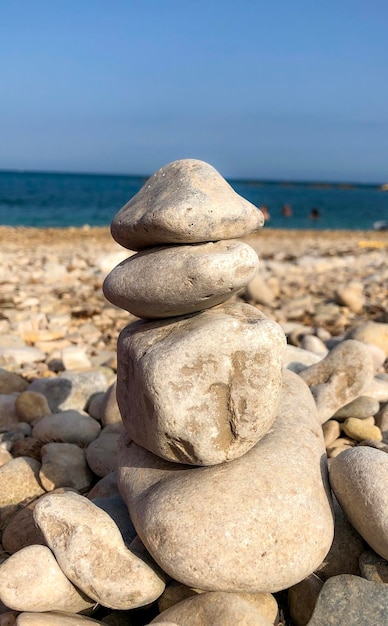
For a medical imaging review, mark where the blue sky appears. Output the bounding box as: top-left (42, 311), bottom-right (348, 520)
top-left (1, 1), bottom-right (387, 182)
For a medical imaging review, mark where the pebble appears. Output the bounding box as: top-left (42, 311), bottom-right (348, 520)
top-left (15, 614), bottom-right (104, 625)
top-left (85, 424), bottom-right (124, 477)
top-left (359, 549), bottom-right (388, 583)
top-left (299, 340), bottom-right (375, 423)
top-left (33, 490), bottom-right (166, 609)
top-left (14, 391), bottom-right (51, 422)
top-left (103, 240), bottom-right (259, 318)
top-left (330, 446), bottom-right (388, 560)
top-left (0, 369), bottom-right (28, 394)
top-left (150, 591), bottom-right (274, 625)
top-left (333, 395), bottom-right (380, 420)
top-left (244, 273), bottom-right (276, 307)
top-left (117, 302), bottom-right (285, 465)
top-left (32, 409), bottom-right (101, 446)
top-left (28, 370), bottom-right (109, 412)
top-left (39, 442), bottom-right (94, 491)
top-left (0, 544), bottom-right (95, 613)
top-left (334, 281), bottom-right (365, 313)
top-left (345, 321), bottom-right (388, 356)
top-left (288, 573), bottom-right (324, 626)
top-left (61, 346), bottom-right (92, 370)
top-left (342, 417), bottom-right (382, 442)
top-left (0, 457), bottom-right (45, 530)
top-left (307, 574), bottom-right (388, 625)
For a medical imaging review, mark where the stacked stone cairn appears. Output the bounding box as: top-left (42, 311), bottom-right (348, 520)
top-left (4, 159), bottom-right (388, 624)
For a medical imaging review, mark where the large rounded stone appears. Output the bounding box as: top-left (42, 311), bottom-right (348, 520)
top-left (103, 240), bottom-right (259, 319)
top-left (345, 321), bottom-right (388, 356)
top-left (118, 370), bottom-right (334, 592)
top-left (330, 446), bottom-right (388, 560)
top-left (117, 302), bottom-right (286, 466)
top-left (110, 159), bottom-right (264, 250)
top-left (299, 340), bottom-right (375, 423)
top-left (0, 545), bottom-right (94, 613)
top-left (16, 614), bottom-right (104, 625)
top-left (33, 491), bottom-right (165, 610)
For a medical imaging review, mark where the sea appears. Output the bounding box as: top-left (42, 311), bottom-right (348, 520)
top-left (0, 170), bottom-right (387, 231)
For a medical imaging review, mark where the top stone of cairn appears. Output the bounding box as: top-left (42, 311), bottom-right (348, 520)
top-left (111, 159), bottom-right (264, 250)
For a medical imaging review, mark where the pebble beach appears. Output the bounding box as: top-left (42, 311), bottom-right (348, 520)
top-left (0, 208), bottom-right (388, 625)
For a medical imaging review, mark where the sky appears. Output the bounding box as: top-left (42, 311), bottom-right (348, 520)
top-left (1, 1), bottom-right (388, 182)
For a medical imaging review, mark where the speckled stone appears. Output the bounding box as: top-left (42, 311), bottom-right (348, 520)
top-left (117, 302), bottom-right (286, 466)
top-left (110, 159), bottom-right (264, 250)
top-left (103, 240), bottom-right (259, 319)
top-left (359, 549), bottom-right (388, 583)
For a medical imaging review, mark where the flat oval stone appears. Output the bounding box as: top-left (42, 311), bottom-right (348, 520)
top-left (33, 491), bottom-right (165, 610)
top-left (40, 442), bottom-right (94, 491)
top-left (0, 544), bottom-right (94, 613)
top-left (330, 446), bottom-right (388, 559)
top-left (0, 457), bottom-right (45, 529)
top-left (32, 409), bottom-right (101, 446)
top-left (333, 396), bottom-right (380, 420)
top-left (342, 418), bottom-right (382, 442)
top-left (117, 302), bottom-right (286, 466)
top-left (103, 240), bottom-right (259, 319)
top-left (299, 340), bottom-right (375, 423)
top-left (118, 369), bottom-right (334, 592)
top-left (110, 159), bottom-right (264, 250)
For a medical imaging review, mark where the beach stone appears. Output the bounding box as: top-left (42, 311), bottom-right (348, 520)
top-left (92, 494), bottom-right (137, 547)
top-left (117, 302), bottom-right (286, 466)
top-left (327, 444), bottom-right (353, 458)
top-left (110, 159), bottom-right (264, 250)
top-left (87, 471), bottom-right (119, 500)
top-left (307, 574), bottom-right (388, 625)
top-left (0, 457), bottom-right (45, 530)
top-left (334, 281), bottom-right (365, 313)
top-left (14, 391), bottom-right (51, 422)
top-left (0, 544), bottom-right (95, 613)
top-left (364, 376), bottom-right (388, 402)
top-left (375, 402), bottom-right (388, 438)
top-left (86, 424), bottom-right (124, 477)
top-left (10, 437), bottom-right (43, 460)
top-left (103, 240), bottom-right (259, 319)
top-left (244, 273), bottom-right (276, 307)
top-left (0, 347), bottom-right (45, 366)
top-left (16, 614), bottom-right (104, 625)
top-left (300, 334), bottom-right (328, 355)
top-left (342, 417), bottom-right (382, 442)
top-left (359, 549), bottom-right (388, 583)
top-left (118, 369), bottom-right (333, 592)
top-left (0, 449), bottom-right (12, 466)
top-left (330, 446), bottom-right (388, 560)
top-left (284, 345), bottom-right (323, 374)
top-left (298, 340), bottom-right (375, 423)
top-left (345, 321), bottom-right (388, 356)
top-left (315, 496), bottom-right (365, 580)
top-left (365, 342), bottom-right (387, 372)
top-left (2, 494), bottom-right (48, 553)
top-left (322, 420), bottom-right (341, 447)
top-left (101, 381), bottom-right (122, 425)
top-left (0, 369), bottom-right (28, 394)
top-left (358, 439), bottom-right (388, 453)
top-left (40, 442), bottom-right (94, 491)
top-left (288, 573), bottom-right (324, 626)
top-left (150, 591), bottom-right (273, 625)
top-left (61, 346), bottom-right (92, 370)
top-left (32, 409), bottom-right (101, 446)
top-left (0, 394), bottom-right (19, 429)
top-left (157, 581), bottom-right (201, 612)
top-left (333, 396), bottom-right (380, 420)
top-left (28, 370), bottom-right (108, 412)
top-left (33, 490), bottom-right (165, 609)
top-left (86, 391), bottom-right (105, 420)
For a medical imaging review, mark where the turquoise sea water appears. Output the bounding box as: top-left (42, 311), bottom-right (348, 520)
top-left (0, 170), bottom-right (387, 230)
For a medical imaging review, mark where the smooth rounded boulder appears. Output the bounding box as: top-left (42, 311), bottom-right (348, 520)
top-left (117, 302), bottom-right (286, 466)
top-left (103, 240), bottom-right (259, 319)
top-left (110, 159), bottom-right (264, 250)
top-left (329, 446), bottom-right (388, 560)
top-left (118, 369), bottom-right (334, 592)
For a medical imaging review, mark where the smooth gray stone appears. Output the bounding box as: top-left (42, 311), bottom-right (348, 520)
top-left (117, 302), bottom-right (286, 466)
top-left (330, 446), bottom-right (388, 560)
top-left (32, 409), bottom-right (101, 446)
top-left (118, 370), bottom-right (334, 592)
top-left (29, 371), bottom-right (108, 412)
top-left (103, 240), bottom-right (259, 319)
top-left (110, 159), bottom-right (264, 250)
top-left (307, 574), bottom-right (388, 625)
top-left (333, 396), bottom-right (380, 420)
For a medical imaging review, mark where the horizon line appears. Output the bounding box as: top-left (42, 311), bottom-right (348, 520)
top-left (0, 167), bottom-right (385, 188)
